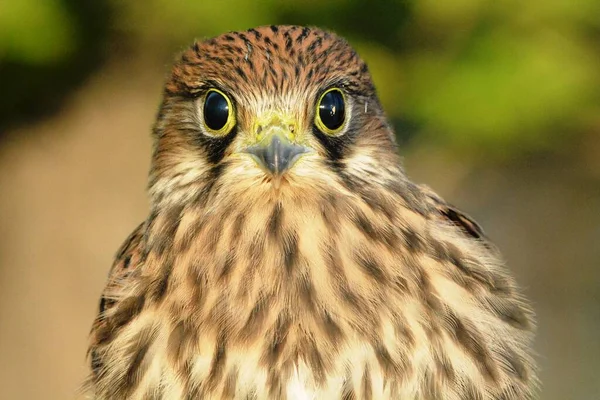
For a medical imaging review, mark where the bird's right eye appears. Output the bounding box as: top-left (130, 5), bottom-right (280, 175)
top-left (202, 89), bottom-right (236, 136)
top-left (315, 88), bottom-right (346, 136)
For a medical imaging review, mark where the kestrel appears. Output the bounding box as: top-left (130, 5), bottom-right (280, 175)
top-left (87, 26), bottom-right (537, 399)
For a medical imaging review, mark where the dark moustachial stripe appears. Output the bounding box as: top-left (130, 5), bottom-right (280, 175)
top-left (312, 126), bottom-right (349, 162)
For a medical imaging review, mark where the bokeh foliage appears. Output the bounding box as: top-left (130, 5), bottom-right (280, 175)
top-left (0, 0), bottom-right (111, 133)
top-left (1, 0), bottom-right (599, 158)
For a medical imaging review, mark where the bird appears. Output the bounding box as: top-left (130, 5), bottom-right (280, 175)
top-left (87, 25), bottom-right (537, 399)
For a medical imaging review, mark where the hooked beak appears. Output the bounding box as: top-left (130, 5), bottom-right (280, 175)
top-left (243, 117), bottom-right (311, 176)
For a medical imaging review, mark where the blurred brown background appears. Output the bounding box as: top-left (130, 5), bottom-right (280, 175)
top-left (0, 1), bottom-right (599, 399)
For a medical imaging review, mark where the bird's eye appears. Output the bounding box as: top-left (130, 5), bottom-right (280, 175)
top-left (202, 89), bottom-right (235, 136)
top-left (315, 88), bottom-right (346, 135)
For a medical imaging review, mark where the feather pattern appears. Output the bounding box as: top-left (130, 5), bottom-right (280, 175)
top-left (86, 25), bottom-right (537, 399)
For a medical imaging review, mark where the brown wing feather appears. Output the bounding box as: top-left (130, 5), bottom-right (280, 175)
top-left (420, 185), bottom-right (486, 241)
top-left (88, 222), bottom-right (145, 376)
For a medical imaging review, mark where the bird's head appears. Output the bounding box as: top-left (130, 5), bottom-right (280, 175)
top-left (150, 25), bottom-right (402, 209)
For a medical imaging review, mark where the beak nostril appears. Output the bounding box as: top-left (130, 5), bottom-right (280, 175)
top-left (256, 125), bottom-right (263, 135)
top-left (289, 125), bottom-right (295, 133)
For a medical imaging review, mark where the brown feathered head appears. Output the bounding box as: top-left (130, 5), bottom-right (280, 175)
top-left (149, 25), bottom-right (404, 213)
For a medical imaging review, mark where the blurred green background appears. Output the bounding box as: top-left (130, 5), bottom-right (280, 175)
top-left (0, 1), bottom-right (598, 398)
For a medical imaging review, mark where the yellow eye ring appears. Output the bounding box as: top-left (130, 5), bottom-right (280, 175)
top-left (314, 88), bottom-right (347, 136)
top-left (202, 88), bottom-right (236, 136)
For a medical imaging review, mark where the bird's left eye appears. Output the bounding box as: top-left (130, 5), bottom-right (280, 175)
top-left (202, 89), bottom-right (236, 136)
top-left (315, 88), bottom-right (346, 135)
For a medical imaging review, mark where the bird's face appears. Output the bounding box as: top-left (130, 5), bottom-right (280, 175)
top-left (210, 86), bottom-right (350, 184)
top-left (189, 81), bottom-right (353, 190)
top-left (150, 26), bottom-right (400, 207)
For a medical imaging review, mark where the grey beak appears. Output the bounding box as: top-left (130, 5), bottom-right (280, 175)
top-left (245, 134), bottom-right (310, 175)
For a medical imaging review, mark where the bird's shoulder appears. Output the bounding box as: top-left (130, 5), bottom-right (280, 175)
top-left (88, 222), bottom-right (145, 371)
top-left (419, 184), bottom-right (486, 241)
top-left (102, 222), bottom-right (145, 309)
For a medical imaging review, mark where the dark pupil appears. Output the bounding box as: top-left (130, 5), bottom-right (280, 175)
top-left (204, 91), bottom-right (230, 131)
top-left (319, 90), bottom-right (345, 130)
